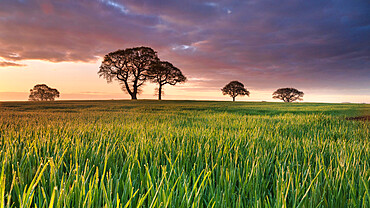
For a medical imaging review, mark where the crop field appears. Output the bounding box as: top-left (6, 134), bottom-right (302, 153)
top-left (0, 100), bottom-right (369, 207)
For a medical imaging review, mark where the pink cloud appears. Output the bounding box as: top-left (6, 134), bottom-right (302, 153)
top-left (0, 0), bottom-right (368, 93)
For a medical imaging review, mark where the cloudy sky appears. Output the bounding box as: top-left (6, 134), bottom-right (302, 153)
top-left (0, 0), bottom-right (369, 102)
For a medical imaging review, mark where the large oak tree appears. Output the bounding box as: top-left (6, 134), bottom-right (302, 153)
top-left (98, 47), bottom-right (159, 100)
top-left (29, 84), bottom-right (60, 101)
top-left (221, 81), bottom-right (250, 101)
top-left (148, 61), bottom-right (186, 100)
top-left (272, 88), bottom-right (304, 102)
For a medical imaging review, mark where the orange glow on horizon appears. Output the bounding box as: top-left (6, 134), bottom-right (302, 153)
top-left (0, 60), bottom-right (369, 103)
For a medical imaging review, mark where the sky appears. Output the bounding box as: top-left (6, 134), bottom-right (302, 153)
top-left (0, 0), bottom-right (369, 103)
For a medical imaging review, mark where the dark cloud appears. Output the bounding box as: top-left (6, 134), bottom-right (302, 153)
top-left (0, 61), bottom-right (26, 67)
top-left (0, 0), bottom-right (369, 91)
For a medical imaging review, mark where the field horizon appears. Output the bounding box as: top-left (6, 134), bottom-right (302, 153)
top-left (1, 99), bottom-right (369, 116)
top-left (1, 98), bottom-right (369, 105)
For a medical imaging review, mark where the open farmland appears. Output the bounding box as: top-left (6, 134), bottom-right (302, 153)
top-left (0, 100), bottom-right (369, 207)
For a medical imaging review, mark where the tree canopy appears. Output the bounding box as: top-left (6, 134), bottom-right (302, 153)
top-left (221, 81), bottom-right (250, 101)
top-left (29, 84), bottom-right (60, 101)
top-left (272, 88), bottom-right (304, 102)
top-left (147, 61), bottom-right (186, 100)
top-left (98, 46), bottom-right (159, 100)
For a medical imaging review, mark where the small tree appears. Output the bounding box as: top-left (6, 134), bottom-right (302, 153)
top-left (29, 84), bottom-right (60, 101)
top-left (98, 46), bottom-right (159, 100)
top-left (148, 61), bottom-right (186, 100)
top-left (221, 81), bottom-right (250, 102)
top-left (272, 88), bottom-right (304, 102)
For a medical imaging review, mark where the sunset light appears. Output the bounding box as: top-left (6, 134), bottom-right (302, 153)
top-left (0, 1), bottom-right (369, 207)
top-left (0, 0), bottom-right (368, 102)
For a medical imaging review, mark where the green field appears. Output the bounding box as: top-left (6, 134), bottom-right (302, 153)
top-left (0, 100), bottom-right (369, 207)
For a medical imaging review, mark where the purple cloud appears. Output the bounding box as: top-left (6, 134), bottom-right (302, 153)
top-left (0, 0), bottom-right (369, 92)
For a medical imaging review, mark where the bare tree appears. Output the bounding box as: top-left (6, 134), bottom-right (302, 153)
top-left (148, 61), bottom-right (186, 100)
top-left (221, 81), bottom-right (250, 101)
top-left (272, 88), bottom-right (304, 102)
top-left (98, 47), bottom-right (159, 100)
top-left (29, 84), bottom-right (60, 101)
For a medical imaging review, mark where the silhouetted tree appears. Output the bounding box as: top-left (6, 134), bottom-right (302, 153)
top-left (272, 88), bottom-right (304, 102)
top-left (221, 81), bottom-right (250, 102)
top-left (98, 47), bottom-right (159, 100)
top-left (29, 84), bottom-right (60, 101)
top-left (148, 61), bottom-right (186, 100)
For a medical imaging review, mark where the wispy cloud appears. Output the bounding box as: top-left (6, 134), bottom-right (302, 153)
top-left (0, 61), bottom-right (26, 67)
top-left (100, 0), bottom-right (129, 14)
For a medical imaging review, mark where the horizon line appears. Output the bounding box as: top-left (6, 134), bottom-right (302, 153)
top-left (0, 98), bottom-right (368, 105)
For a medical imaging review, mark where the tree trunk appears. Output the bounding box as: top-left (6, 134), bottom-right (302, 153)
top-left (158, 85), bottom-right (162, 100)
top-left (132, 81), bottom-right (138, 100)
top-left (233, 97), bottom-right (235, 102)
top-left (131, 93), bottom-right (137, 100)
top-left (122, 80), bottom-right (136, 100)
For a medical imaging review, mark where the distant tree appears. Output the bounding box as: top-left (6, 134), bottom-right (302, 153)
top-left (98, 47), bottom-right (159, 100)
top-left (29, 84), bottom-right (60, 101)
top-left (272, 87), bottom-right (304, 102)
top-left (147, 61), bottom-right (187, 100)
top-left (221, 81), bottom-right (250, 102)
